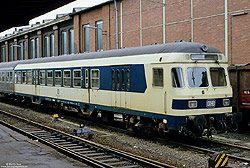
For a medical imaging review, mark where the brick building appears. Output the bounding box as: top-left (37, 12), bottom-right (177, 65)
top-left (0, 0), bottom-right (249, 65)
top-left (72, 0), bottom-right (249, 65)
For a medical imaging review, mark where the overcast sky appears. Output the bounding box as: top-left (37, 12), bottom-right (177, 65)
top-left (0, 0), bottom-right (108, 36)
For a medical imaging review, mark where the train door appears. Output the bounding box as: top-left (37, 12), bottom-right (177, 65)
top-left (112, 66), bottom-right (130, 108)
top-left (33, 70), bottom-right (39, 96)
top-left (83, 68), bottom-right (91, 104)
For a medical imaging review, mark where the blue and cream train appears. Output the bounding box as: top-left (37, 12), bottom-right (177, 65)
top-left (0, 42), bottom-right (234, 136)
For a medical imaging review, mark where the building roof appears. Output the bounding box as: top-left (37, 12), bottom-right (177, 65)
top-left (0, 0), bottom-right (75, 32)
top-left (0, 42), bottom-right (222, 70)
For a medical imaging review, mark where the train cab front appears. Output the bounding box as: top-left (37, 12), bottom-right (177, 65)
top-left (168, 54), bottom-right (238, 137)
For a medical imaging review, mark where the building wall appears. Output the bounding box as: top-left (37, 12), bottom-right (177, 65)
top-left (73, 0), bottom-right (249, 65)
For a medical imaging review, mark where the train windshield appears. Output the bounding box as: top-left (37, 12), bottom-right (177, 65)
top-left (210, 67), bottom-right (227, 87)
top-left (187, 67), bottom-right (208, 88)
top-left (171, 67), bottom-right (184, 88)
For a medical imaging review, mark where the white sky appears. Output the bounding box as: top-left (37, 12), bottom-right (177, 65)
top-left (0, 0), bottom-right (108, 36)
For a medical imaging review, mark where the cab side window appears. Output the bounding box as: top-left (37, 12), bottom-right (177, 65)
top-left (152, 68), bottom-right (163, 87)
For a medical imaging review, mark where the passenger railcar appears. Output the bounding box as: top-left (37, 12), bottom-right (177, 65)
top-left (0, 42), bottom-right (235, 136)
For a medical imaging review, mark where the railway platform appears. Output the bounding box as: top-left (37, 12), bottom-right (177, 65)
top-left (0, 124), bottom-right (89, 168)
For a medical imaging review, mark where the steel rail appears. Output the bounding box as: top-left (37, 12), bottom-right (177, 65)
top-left (169, 140), bottom-right (250, 163)
top-left (0, 110), bottom-right (175, 168)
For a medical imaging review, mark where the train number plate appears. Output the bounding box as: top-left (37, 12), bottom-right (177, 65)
top-left (206, 99), bottom-right (216, 108)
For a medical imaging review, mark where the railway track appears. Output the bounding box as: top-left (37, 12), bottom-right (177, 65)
top-left (0, 110), bottom-right (175, 168)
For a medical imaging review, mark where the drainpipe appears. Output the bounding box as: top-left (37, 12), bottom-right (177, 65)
top-left (163, 0), bottom-right (165, 44)
top-left (191, 0), bottom-right (194, 42)
top-left (139, 0), bottom-right (142, 46)
top-left (120, 0), bottom-right (123, 48)
top-left (225, 0), bottom-right (228, 61)
top-left (114, 0), bottom-right (119, 49)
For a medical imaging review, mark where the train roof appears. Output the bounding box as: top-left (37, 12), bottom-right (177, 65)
top-left (0, 42), bottom-right (222, 70)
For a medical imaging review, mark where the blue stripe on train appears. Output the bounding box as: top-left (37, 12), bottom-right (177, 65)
top-left (172, 98), bottom-right (232, 110)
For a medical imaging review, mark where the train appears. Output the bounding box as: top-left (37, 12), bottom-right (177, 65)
top-left (229, 65), bottom-right (250, 127)
top-left (0, 42), bottom-right (237, 137)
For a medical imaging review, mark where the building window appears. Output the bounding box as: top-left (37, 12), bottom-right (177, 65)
top-left (9, 45), bottom-right (14, 61)
top-left (47, 70), bottom-right (53, 86)
top-left (91, 69), bottom-right (100, 89)
top-left (63, 70), bottom-right (71, 87)
top-left (61, 31), bottom-right (67, 55)
top-left (22, 71), bottom-right (26, 84)
top-left (69, 29), bottom-right (74, 54)
top-left (83, 24), bottom-right (90, 52)
top-left (50, 34), bottom-right (55, 56)
top-left (35, 38), bottom-right (39, 58)
top-left (1, 47), bottom-right (5, 62)
top-left (18, 42), bottom-right (23, 60)
top-left (27, 71), bottom-right (32, 84)
top-left (153, 68), bottom-right (163, 87)
top-left (23, 41), bottom-right (27, 60)
top-left (73, 70), bottom-right (81, 87)
top-left (39, 70), bottom-right (45, 85)
top-left (96, 21), bottom-right (103, 51)
top-left (44, 36), bottom-right (49, 57)
top-left (30, 39), bottom-right (35, 59)
top-left (55, 70), bottom-right (62, 86)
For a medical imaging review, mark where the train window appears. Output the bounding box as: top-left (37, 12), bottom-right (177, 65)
top-left (85, 69), bottom-right (89, 88)
top-left (117, 70), bottom-right (120, 90)
top-left (22, 71), bottom-right (26, 84)
top-left (64, 70), bottom-right (71, 87)
top-left (16, 72), bottom-right (21, 84)
top-left (172, 68), bottom-right (184, 88)
top-left (27, 71), bottom-right (32, 84)
top-left (73, 70), bottom-right (81, 87)
top-left (0, 72), bottom-right (2, 82)
top-left (2, 72), bottom-right (5, 82)
top-left (127, 70), bottom-right (130, 91)
top-left (122, 69), bottom-right (125, 90)
top-left (210, 67), bottom-right (227, 87)
top-left (112, 70), bottom-right (115, 90)
top-left (91, 69), bottom-right (100, 89)
top-left (187, 67), bottom-right (208, 88)
top-left (6, 72), bottom-right (9, 82)
top-left (55, 70), bottom-right (62, 86)
top-left (47, 70), bottom-right (53, 86)
top-left (33, 71), bottom-right (38, 85)
top-left (10, 72), bottom-right (13, 83)
top-left (39, 71), bottom-right (45, 85)
top-left (153, 68), bottom-right (163, 87)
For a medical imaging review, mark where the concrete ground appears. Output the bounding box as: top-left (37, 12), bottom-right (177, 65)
top-left (0, 124), bottom-right (89, 168)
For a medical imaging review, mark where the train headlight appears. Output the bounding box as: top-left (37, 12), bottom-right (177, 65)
top-left (223, 99), bottom-right (230, 106)
top-left (163, 119), bottom-right (168, 124)
top-left (188, 100), bottom-right (197, 108)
